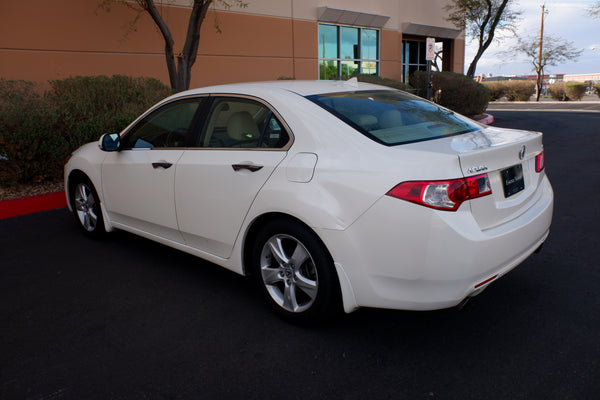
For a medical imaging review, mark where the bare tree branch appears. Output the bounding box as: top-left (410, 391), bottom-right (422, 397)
top-left (590, 1), bottom-right (600, 19)
top-left (502, 34), bottom-right (582, 101)
top-left (446, 0), bottom-right (520, 78)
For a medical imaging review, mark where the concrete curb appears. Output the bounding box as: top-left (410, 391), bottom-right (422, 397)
top-left (477, 113), bottom-right (495, 125)
top-left (0, 191), bottom-right (67, 220)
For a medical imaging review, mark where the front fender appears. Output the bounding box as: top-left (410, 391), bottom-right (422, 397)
top-left (64, 142), bottom-right (113, 231)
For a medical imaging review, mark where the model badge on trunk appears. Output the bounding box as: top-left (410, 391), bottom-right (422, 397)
top-left (467, 165), bottom-right (488, 174)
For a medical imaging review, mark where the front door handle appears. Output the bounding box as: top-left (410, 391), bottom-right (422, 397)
top-left (232, 164), bottom-right (263, 172)
top-left (152, 162), bottom-right (173, 169)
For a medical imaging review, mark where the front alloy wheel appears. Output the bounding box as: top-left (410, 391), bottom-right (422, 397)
top-left (70, 176), bottom-right (105, 237)
top-left (74, 182), bottom-right (98, 232)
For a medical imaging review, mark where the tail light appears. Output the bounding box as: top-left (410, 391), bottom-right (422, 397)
top-left (535, 151), bottom-right (545, 173)
top-left (387, 174), bottom-right (492, 211)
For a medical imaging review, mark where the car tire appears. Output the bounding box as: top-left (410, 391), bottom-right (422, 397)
top-left (252, 219), bottom-right (341, 324)
top-left (70, 176), bottom-right (106, 238)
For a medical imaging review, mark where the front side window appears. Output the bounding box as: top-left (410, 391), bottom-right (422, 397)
top-left (122, 98), bottom-right (204, 149)
top-left (306, 90), bottom-right (480, 146)
top-left (201, 98), bottom-right (290, 149)
top-left (319, 24), bottom-right (379, 80)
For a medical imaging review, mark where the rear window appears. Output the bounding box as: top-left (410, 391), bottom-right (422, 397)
top-left (306, 90), bottom-right (480, 146)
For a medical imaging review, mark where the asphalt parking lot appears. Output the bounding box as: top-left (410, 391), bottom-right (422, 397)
top-left (1, 110), bottom-right (599, 399)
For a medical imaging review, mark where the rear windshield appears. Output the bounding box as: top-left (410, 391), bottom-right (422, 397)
top-left (306, 90), bottom-right (480, 146)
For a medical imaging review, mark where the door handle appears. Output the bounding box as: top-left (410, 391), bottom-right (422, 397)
top-left (232, 164), bottom-right (263, 172)
top-left (152, 162), bottom-right (173, 169)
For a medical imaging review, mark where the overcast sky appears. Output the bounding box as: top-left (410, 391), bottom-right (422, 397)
top-left (463, 0), bottom-right (600, 77)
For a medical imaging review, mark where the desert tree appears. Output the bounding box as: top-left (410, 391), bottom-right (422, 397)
top-left (509, 35), bottom-right (582, 100)
top-left (445, 0), bottom-right (520, 78)
top-left (590, 1), bottom-right (600, 18)
top-left (99, 0), bottom-right (247, 91)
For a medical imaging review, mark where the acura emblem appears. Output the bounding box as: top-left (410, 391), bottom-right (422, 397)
top-left (518, 145), bottom-right (526, 160)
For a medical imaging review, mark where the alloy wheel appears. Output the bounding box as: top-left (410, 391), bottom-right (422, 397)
top-left (259, 234), bottom-right (319, 313)
top-left (74, 183), bottom-right (97, 232)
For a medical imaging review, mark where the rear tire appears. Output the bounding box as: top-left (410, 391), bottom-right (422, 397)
top-left (70, 176), bottom-right (106, 238)
top-left (252, 219), bottom-right (341, 324)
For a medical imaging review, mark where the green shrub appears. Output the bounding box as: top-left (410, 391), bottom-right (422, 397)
top-left (565, 82), bottom-right (587, 101)
top-left (410, 71), bottom-right (489, 116)
top-left (548, 82), bottom-right (569, 101)
top-left (0, 79), bottom-right (60, 184)
top-left (595, 83), bottom-right (600, 98)
top-left (47, 75), bottom-right (173, 150)
top-left (0, 75), bottom-right (173, 185)
top-left (354, 74), bottom-right (414, 93)
top-left (482, 81), bottom-right (506, 101)
top-left (503, 80), bottom-right (536, 101)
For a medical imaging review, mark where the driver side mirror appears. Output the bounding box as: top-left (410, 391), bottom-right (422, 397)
top-left (99, 133), bottom-right (121, 152)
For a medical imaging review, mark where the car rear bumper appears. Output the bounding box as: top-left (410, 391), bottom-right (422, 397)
top-left (320, 176), bottom-right (554, 312)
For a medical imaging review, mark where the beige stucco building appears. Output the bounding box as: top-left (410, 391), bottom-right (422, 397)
top-left (0, 0), bottom-right (464, 87)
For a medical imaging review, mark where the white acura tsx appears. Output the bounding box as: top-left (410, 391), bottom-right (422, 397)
top-left (65, 79), bottom-right (553, 322)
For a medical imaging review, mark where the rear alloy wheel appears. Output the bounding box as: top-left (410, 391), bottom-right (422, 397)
top-left (253, 220), bottom-right (340, 323)
top-left (71, 177), bottom-right (105, 237)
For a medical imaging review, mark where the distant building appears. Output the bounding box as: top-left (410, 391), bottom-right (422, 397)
top-left (518, 74), bottom-right (565, 82)
top-left (563, 73), bottom-right (600, 83)
top-left (0, 0), bottom-right (466, 88)
top-left (563, 73), bottom-right (600, 94)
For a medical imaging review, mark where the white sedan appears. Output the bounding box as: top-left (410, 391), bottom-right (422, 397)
top-left (64, 79), bottom-right (553, 322)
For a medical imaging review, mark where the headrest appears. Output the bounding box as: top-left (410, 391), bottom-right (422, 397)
top-left (350, 114), bottom-right (378, 128)
top-left (227, 111), bottom-right (259, 141)
top-left (379, 109), bottom-right (404, 128)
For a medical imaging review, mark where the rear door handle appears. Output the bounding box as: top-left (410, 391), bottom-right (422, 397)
top-left (232, 164), bottom-right (263, 172)
top-left (152, 162), bottom-right (173, 169)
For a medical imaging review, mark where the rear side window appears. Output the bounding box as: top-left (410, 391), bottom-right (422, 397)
top-left (201, 97), bottom-right (290, 149)
top-left (306, 90), bottom-right (480, 146)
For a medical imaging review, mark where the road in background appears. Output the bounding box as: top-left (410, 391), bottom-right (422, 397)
top-left (487, 98), bottom-right (600, 113)
top-left (1, 111), bottom-right (599, 399)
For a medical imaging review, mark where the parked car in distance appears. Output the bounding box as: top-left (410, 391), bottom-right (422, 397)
top-left (65, 79), bottom-right (553, 323)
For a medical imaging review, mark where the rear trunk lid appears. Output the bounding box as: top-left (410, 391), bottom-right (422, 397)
top-left (406, 126), bottom-right (546, 230)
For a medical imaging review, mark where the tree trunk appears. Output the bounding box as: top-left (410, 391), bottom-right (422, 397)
top-left (177, 0), bottom-right (211, 91)
top-left (465, 0), bottom-right (510, 79)
top-left (535, 67), bottom-right (543, 102)
top-left (142, 0), bottom-right (212, 92)
top-left (142, 1), bottom-right (178, 89)
top-left (466, 49), bottom-right (485, 79)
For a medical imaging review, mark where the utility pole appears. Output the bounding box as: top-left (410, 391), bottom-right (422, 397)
top-left (536, 4), bottom-right (545, 102)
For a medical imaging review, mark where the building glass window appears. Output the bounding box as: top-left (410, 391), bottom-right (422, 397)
top-left (402, 40), bottom-right (427, 83)
top-left (340, 27), bottom-right (359, 60)
top-left (319, 24), bottom-right (338, 59)
top-left (319, 24), bottom-right (380, 80)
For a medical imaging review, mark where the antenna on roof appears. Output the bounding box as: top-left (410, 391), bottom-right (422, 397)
top-left (345, 77), bottom-right (359, 88)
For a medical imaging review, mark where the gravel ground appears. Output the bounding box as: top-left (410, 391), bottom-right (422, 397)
top-left (0, 181), bottom-right (64, 201)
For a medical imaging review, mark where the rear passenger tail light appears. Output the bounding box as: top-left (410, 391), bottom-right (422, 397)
top-left (387, 174), bottom-right (492, 211)
top-left (535, 151), bottom-right (545, 173)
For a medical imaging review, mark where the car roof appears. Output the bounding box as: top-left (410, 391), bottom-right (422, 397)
top-left (173, 79), bottom-right (391, 98)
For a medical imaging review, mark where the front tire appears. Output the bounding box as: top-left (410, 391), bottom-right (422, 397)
top-left (70, 176), bottom-right (106, 237)
top-left (252, 219), bottom-right (341, 323)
